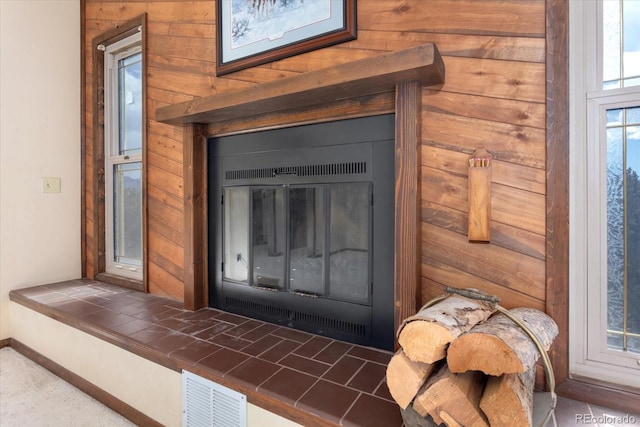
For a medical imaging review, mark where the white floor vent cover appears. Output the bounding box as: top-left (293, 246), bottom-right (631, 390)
top-left (182, 370), bottom-right (247, 427)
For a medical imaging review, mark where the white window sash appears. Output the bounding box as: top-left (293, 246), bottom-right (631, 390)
top-left (104, 31), bottom-right (143, 280)
top-left (585, 92), bottom-right (640, 372)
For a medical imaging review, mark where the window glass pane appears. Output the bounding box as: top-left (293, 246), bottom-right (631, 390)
top-left (606, 107), bottom-right (640, 354)
top-left (627, 106), bottom-right (640, 125)
top-left (603, 0), bottom-right (640, 89)
top-left (627, 107), bottom-right (640, 177)
top-left (606, 125), bottom-right (625, 349)
top-left (626, 122), bottom-right (640, 351)
top-left (603, 0), bottom-right (621, 87)
top-left (252, 188), bottom-right (285, 289)
top-left (289, 187), bottom-right (325, 296)
top-left (224, 187), bottom-right (249, 282)
top-left (607, 108), bottom-right (623, 125)
top-left (118, 52), bottom-right (142, 156)
top-left (328, 183), bottom-right (370, 303)
top-left (625, 76), bottom-right (640, 87)
top-left (622, 0), bottom-right (640, 82)
top-left (113, 162), bottom-right (142, 266)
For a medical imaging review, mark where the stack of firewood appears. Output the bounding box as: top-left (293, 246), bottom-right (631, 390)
top-left (386, 290), bottom-right (558, 427)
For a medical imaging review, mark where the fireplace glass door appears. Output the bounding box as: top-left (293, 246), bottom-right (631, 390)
top-left (289, 186), bottom-right (325, 297)
top-left (210, 114), bottom-right (395, 349)
top-left (223, 183), bottom-right (371, 305)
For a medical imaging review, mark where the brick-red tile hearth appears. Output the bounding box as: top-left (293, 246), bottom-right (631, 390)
top-left (10, 279), bottom-right (403, 427)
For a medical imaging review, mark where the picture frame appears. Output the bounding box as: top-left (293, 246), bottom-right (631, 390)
top-left (216, 0), bottom-right (356, 76)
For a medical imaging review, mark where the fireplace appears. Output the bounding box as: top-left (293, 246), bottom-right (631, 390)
top-left (157, 45), bottom-right (445, 347)
top-left (208, 115), bottom-right (395, 350)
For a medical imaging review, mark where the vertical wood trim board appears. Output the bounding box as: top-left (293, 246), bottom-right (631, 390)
top-left (91, 36), bottom-right (105, 277)
top-left (80, 0), bottom-right (87, 278)
top-left (545, 0), bottom-right (570, 385)
top-left (183, 123), bottom-right (208, 310)
top-left (394, 81), bottom-right (423, 339)
top-left (140, 14), bottom-right (149, 292)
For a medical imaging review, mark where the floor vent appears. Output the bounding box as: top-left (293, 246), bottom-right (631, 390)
top-left (182, 370), bottom-right (247, 427)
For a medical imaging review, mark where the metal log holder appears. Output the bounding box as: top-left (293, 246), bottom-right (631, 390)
top-left (401, 286), bottom-right (556, 427)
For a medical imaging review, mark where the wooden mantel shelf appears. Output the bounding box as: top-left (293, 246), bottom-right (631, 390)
top-left (156, 43), bottom-right (444, 126)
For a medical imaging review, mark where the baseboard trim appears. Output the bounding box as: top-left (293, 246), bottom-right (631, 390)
top-left (557, 378), bottom-right (640, 415)
top-left (7, 338), bottom-right (163, 427)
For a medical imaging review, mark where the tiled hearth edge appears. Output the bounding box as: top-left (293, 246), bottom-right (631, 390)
top-left (9, 279), bottom-right (403, 427)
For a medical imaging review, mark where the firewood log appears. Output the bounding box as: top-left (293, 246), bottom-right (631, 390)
top-left (413, 362), bottom-right (489, 427)
top-left (397, 292), bottom-right (496, 363)
top-left (386, 349), bottom-right (437, 409)
top-left (479, 365), bottom-right (536, 427)
top-left (446, 307), bottom-right (558, 375)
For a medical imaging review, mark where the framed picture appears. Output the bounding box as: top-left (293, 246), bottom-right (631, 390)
top-left (216, 0), bottom-right (356, 76)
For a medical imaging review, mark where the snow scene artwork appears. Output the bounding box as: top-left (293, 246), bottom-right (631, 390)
top-left (217, 0), bottom-right (355, 75)
top-left (232, 0), bottom-right (330, 46)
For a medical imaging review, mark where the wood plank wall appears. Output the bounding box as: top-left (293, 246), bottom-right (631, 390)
top-left (83, 0), bottom-right (547, 309)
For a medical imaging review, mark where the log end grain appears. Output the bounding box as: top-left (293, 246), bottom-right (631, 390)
top-left (387, 349), bottom-right (436, 409)
top-left (447, 334), bottom-right (524, 375)
top-left (479, 367), bottom-right (536, 427)
top-left (398, 321), bottom-right (453, 364)
top-left (413, 364), bottom-right (489, 427)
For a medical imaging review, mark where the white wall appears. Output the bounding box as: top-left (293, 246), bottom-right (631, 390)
top-left (0, 0), bottom-right (81, 339)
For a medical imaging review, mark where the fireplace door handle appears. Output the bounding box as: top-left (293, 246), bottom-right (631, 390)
top-left (252, 285), bottom-right (279, 292)
top-left (273, 169), bottom-right (298, 177)
top-left (289, 290), bottom-right (319, 299)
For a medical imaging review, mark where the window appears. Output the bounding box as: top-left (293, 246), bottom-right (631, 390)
top-left (570, 0), bottom-right (640, 389)
top-left (102, 28), bottom-right (144, 281)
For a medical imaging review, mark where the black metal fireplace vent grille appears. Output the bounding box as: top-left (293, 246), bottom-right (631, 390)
top-left (225, 161), bottom-right (367, 181)
top-left (225, 296), bottom-right (367, 341)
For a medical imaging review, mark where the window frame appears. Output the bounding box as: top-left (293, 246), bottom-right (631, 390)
top-left (586, 90), bottom-right (640, 371)
top-left (104, 34), bottom-right (143, 280)
top-left (91, 15), bottom-right (147, 290)
top-left (570, 0), bottom-right (640, 389)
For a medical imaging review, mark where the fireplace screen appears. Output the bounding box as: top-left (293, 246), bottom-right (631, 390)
top-left (209, 115), bottom-right (395, 350)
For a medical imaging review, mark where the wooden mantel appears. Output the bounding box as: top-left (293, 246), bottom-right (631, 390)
top-left (156, 43), bottom-right (445, 340)
top-left (156, 43), bottom-right (444, 126)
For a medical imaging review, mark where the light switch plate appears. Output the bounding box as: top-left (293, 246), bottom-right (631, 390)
top-left (42, 177), bottom-right (61, 193)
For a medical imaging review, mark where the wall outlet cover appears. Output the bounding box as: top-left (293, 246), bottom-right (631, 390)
top-left (42, 177), bottom-right (61, 193)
